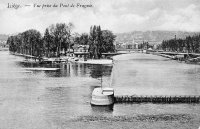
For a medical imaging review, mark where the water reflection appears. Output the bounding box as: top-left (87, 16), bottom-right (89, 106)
top-left (89, 64), bottom-right (112, 78)
top-left (17, 61), bottom-right (112, 78)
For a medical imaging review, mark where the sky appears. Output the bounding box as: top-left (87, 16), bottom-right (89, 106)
top-left (0, 0), bottom-right (200, 34)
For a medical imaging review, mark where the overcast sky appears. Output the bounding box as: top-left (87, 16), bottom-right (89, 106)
top-left (0, 0), bottom-right (200, 34)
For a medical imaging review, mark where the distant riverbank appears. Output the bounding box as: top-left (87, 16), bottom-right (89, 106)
top-left (154, 51), bottom-right (200, 65)
top-left (11, 52), bottom-right (114, 65)
top-left (0, 47), bottom-right (8, 51)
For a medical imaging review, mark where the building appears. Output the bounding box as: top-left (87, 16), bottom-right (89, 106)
top-left (124, 39), bottom-right (139, 49)
top-left (73, 44), bottom-right (89, 61)
top-left (0, 41), bottom-right (8, 48)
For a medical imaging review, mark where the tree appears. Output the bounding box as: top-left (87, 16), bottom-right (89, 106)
top-left (79, 33), bottom-right (89, 45)
top-left (89, 25), bottom-right (97, 58)
top-left (26, 29), bottom-right (42, 57)
top-left (66, 22), bottom-right (74, 54)
top-left (101, 30), bottom-right (116, 53)
top-left (43, 28), bottom-right (54, 57)
top-left (88, 25), bottom-right (116, 58)
top-left (48, 22), bottom-right (74, 57)
top-left (89, 25), bottom-right (103, 59)
top-left (7, 36), bottom-right (17, 52)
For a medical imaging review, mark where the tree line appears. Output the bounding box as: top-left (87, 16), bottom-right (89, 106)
top-left (7, 23), bottom-right (116, 59)
top-left (161, 34), bottom-right (200, 53)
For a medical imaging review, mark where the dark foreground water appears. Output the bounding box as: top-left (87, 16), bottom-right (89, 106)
top-left (0, 51), bottom-right (200, 129)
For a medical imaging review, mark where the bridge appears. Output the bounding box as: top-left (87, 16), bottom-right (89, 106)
top-left (157, 51), bottom-right (200, 56)
top-left (116, 48), bottom-right (200, 58)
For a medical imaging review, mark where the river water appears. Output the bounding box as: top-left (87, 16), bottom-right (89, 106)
top-left (0, 51), bottom-right (200, 129)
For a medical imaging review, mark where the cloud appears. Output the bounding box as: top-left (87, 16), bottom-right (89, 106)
top-left (153, 4), bottom-right (200, 31)
top-left (0, 0), bottom-right (200, 34)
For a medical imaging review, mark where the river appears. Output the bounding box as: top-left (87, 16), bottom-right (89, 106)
top-left (0, 51), bottom-right (199, 129)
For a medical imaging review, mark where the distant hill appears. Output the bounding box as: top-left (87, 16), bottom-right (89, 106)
top-left (115, 31), bottom-right (200, 45)
top-left (0, 34), bottom-right (9, 42)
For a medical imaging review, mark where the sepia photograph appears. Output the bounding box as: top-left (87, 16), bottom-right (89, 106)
top-left (0, 0), bottom-right (200, 128)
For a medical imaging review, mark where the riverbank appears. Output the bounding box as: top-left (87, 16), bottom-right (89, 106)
top-left (11, 52), bottom-right (114, 65)
top-left (44, 56), bottom-right (113, 65)
top-left (152, 51), bottom-right (200, 65)
top-left (69, 58), bottom-right (113, 65)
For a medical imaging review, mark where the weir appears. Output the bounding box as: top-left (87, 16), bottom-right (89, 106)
top-left (114, 95), bottom-right (200, 104)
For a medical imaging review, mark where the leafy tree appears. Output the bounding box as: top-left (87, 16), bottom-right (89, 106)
top-left (7, 36), bottom-right (17, 52)
top-left (101, 30), bottom-right (116, 53)
top-left (89, 25), bottom-right (103, 58)
top-left (43, 28), bottom-right (54, 57)
top-left (48, 22), bottom-right (74, 57)
top-left (79, 33), bottom-right (89, 45)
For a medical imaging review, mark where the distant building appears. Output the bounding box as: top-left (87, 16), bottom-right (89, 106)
top-left (153, 44), bottom-right (159, 50)
top-left (0, 41), bottom-right (8, 48)
top-left (125, 38), bottom-right (139, 49)
top-left (115, 41), bottom-right (124, 49)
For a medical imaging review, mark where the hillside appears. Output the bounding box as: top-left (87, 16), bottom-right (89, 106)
top-left (115, 31), bottom-right (200, 45)
top-left (0, 34), bottom-right (9, 42)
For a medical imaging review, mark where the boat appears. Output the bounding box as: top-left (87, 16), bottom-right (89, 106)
top-left (90, 87), bottom-right (114, 106)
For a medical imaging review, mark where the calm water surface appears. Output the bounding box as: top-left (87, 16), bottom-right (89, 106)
top-left (0, 51), bottom-right (200, 129)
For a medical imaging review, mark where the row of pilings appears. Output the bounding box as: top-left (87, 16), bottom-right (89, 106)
top-left (114, 95), bottom-right (200, 104)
